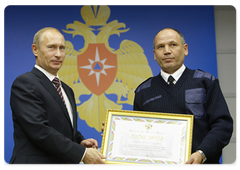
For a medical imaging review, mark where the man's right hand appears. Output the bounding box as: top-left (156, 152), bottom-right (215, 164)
top-left (83, 148), bottom-right (106, 164)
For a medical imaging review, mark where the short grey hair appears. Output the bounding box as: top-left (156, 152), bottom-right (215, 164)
top-left (33, 27), bottom-right (62, 47)
top-left (153, 28), bottom-right (186, 49)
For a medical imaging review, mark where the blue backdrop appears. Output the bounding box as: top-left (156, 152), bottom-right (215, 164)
top-left (4, 5), bottom-right (217, 163)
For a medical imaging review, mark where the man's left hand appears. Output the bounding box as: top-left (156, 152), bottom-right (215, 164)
top-left (80, 138), bottom-right (98, 149)
top-left (185, 151), bottom-right (203, 164)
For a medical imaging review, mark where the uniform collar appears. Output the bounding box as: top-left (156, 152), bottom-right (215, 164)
top-left (161, 64), bottom-right (186, 84)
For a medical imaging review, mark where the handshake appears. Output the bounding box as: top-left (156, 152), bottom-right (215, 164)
top-left (81, 122), bottom-right (106, 164)
top-left (80, 138), bottom-right (106, 164)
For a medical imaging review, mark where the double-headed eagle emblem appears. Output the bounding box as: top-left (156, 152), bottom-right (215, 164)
top-left (58, 5), bottom-right (153, 132)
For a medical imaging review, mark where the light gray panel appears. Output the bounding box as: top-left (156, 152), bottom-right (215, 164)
top-left (217, 54), bottom-right (236, 95)
top-left (222, 142), bottom-right (236, 164)
top-left (225, 97), bottom-right (236, 141)
top-left (214, 5), bottom-right (236, 164)
top-left (214, 6), bottom-right (236, 54)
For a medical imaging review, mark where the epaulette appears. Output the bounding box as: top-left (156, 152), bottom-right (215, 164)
top-left (135, 77), bottom-right (153, 93)
top-left (193, 69), bottom-right (217, 81)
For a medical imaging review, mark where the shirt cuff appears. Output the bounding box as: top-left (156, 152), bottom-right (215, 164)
top-left (80, 148), bottom-right (87, 163)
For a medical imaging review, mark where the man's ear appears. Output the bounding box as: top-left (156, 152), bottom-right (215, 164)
top-left (184, 43), bottom-right (188, 56)
top-left (153, 49), bottom-right (157, 61)
top-left (32, 44), bottom-right (38, 57)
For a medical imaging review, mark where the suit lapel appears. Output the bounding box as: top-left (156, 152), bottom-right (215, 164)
top-left (31, 68), bottom-right (72, 126)
top-left (62, 83), bottom-right (78, 134)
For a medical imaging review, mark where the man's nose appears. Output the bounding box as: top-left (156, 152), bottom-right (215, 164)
top-left (55, 48), bottom-right (61, 57)
top-left (164, 46), bottom-right (171, 55)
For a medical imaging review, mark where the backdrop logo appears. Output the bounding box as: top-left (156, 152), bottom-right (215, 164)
top-left (78, 44), bottom-right (117, 96)
top-left (59, 5), bottom-right (153, 132)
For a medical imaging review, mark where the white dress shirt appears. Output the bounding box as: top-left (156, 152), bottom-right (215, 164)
top-left (161, 64), bottom-right (186, 85)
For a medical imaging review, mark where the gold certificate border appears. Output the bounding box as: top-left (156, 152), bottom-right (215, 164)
top-left (101, 109), bottom-right (194, 164)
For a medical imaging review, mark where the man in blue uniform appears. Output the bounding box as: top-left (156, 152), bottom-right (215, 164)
top-left (134, 28), bottom-right (233, 164)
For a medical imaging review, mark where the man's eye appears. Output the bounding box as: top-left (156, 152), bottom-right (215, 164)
top-left (158, 45), bottom-right (164, 49)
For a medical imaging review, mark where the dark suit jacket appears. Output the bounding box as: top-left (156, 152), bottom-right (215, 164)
top-left (10, 67), bottom-right (86, 164)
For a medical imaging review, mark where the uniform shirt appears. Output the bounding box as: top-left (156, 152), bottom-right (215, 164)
top-left (161, 64), bottom-right (186, 85)
top-left (134, 67), bottom-right (233, 163)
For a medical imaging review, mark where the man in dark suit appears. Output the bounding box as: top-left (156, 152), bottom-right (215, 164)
top-left (10, 27), bottom-right (106, 164)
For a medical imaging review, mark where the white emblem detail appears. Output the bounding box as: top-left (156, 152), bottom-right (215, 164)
top-left (80, 47), bottom-right (116, 86)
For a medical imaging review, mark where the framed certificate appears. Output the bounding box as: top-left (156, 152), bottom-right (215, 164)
top-left (101, 109), bottom-right (194, 164)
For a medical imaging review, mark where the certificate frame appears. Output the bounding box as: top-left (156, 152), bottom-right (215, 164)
top-left (101, 109), bottom-right (194, 164)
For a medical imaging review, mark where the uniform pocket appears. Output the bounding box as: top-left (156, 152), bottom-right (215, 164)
top-left (185, 88), bottom-right (206, 119)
